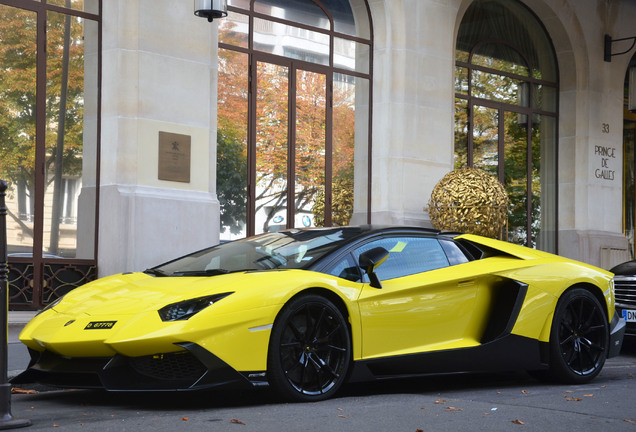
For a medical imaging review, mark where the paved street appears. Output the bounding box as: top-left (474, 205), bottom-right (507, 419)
top-left (5, 340), bottom-right (636, 431)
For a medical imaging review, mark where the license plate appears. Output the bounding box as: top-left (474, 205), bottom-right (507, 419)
top-left (85, 321), bottom-right (117, 330)
top-left (623, 309), bottom-right (636, 322)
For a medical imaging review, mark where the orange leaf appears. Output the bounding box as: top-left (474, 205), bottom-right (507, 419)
top-left (11, 388), bottom-right (38, 394)
top-left (512, 419), bottom-right (525, 425)
top-left (230, 419), bottom-right (246, 425)
top-left (624, 419), bottom-right (636, 424)
top-left (182, 417), bottom-right (189, 421)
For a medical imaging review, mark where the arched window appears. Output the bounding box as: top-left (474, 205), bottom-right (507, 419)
top-left (218, 0), bottom-right (373, 238)
top-left (455, 0), bottom-right (558, 251)
top-left (623, 56), bottom-right (636, 257)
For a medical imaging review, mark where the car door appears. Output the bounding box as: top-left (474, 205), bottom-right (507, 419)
top-left (354, 235), bottom-right (492, 360)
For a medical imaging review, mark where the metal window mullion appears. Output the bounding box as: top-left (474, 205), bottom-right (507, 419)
top-left (498, 108), bottom-right (505, 183)
top-left (247, 58), bottom-right (257, 236)
top-left (32, 7), bottom-right (48, 308)
top-left (526, 111), bottom-right (534, 247)
top-left (324, 74), bottom-right (333, 227)
top-left (287, 65), bottom-right (297, 229)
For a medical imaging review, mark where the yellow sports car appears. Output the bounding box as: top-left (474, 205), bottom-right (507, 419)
top-left (13, 226), bottom-right (626, 401)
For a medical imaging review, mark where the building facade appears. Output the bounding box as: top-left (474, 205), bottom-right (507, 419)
top-left (1, 0), bottom-right (635, 308)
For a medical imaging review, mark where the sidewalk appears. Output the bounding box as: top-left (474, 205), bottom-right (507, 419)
top-left (8, 311), bottom-right (38, 343)
top-left (7, 311), bottom-right (38, 380)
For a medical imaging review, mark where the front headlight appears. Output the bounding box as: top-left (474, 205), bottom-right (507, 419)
top-left (158, 292), bottom-right (233, 321)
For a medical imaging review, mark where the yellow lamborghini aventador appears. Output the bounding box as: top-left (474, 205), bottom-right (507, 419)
top-left (13, 226), bottom-right (626, 402)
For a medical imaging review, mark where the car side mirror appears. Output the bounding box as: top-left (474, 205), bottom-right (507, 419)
top-left (359, 247), bottom-right (389, 289)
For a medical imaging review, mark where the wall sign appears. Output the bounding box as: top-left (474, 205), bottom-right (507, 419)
top-left (594, 145), bottom-right (616, 181)
top-left (158, 131), bottom-right (191, 183)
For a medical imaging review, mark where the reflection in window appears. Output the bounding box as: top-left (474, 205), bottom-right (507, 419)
top-left (218, 0), bottom-right (372, 239)
top-left (354, 237), bottom-right (450, 282)
top-left (43, 12), bottom-right (98, 259)
top-left (454, 0), bottom-right (558, 252)
top-left (0, 5), bottom-right (37, 255)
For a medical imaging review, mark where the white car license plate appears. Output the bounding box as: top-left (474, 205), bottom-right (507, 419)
top-left (623, 309), bottom-right (636, 322)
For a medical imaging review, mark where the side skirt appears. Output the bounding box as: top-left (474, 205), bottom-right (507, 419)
top-left (348, 334), bottom-right (548, 382)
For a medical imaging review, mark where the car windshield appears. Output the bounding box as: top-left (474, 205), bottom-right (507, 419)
top-left (150, 228), bottom-right (361, 276)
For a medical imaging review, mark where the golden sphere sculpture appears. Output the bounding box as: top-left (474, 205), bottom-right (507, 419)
top-left (427, 167), bottom-right (509, 239)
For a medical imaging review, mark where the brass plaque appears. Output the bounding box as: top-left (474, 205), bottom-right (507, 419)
top-left (158, 132), bottom-right (191, 183)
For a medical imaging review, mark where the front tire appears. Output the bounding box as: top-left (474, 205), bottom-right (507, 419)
top-left (548, 288), bottom-right (609, 383)
top-left (267, 295), bottom-right (351, 402)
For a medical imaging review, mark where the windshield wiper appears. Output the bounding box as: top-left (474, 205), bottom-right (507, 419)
top-left (144, 268), bottom-right (169, 277)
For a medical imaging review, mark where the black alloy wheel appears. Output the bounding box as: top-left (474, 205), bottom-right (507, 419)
top-left (268, 294), bottom-right (351, 402)
top-left (549, 288), bottom-right (609, 383)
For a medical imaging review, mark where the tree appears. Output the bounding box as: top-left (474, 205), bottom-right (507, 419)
top-left (217, 21), bottom-right (357, 234)
top-left (0, 5), bottom-right (86, 254)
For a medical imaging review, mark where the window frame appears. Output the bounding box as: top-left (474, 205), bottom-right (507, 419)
top-left (218, 0), bottom-right (373, 237)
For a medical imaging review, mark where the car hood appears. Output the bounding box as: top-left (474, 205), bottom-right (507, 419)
top-left (51, 270), bottom-right (288, 316)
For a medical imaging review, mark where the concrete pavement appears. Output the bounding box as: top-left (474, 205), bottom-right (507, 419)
top-left (7, 311), bottom-right (37, 378)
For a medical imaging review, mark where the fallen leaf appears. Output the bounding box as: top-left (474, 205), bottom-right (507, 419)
top-left (182, 417), bottom-right (189, 421)
top-left (583, 394), bottom-right (594, 397)
top-left (53, 425), bottom-right (60, 428)
top-left (434, 398), bottom-right (447, 404)
top-left (512, 419), bottom-right (525, 425)
top-left (11, 388), bottom-right (38, 394)
top-left (416, 429), bottom-right (424, 432)
top-left (338, 415), bottom-right (347, 418)
top-left (521, 390), bottom-right (529, 394)
top-left (230, 419), bottom-right (246, 425)
top-left (445, 406), bottom-right (463, 412)
top-left (337, 408), bottom-right (344, 412)
top-left (624, 419), bottom-right (636, 424)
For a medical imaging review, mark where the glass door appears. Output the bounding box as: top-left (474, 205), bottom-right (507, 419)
top-left (251, 58), bottom-right (328, 235)
top-left (470, 102), bottom-right (535, 246)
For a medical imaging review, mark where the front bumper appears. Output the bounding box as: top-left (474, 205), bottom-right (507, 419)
top-left (608, 310), bottom-right (626, 358)
top-left (11, 342), bottom-right (265, 391)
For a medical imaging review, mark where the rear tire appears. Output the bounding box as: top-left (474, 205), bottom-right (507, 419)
top-left (267, 295), bottom-right (351, 402)
top-left (548, 288), bottom-right (608, 383)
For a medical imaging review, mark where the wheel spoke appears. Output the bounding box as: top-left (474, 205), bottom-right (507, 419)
top-left (309, 352), bottom-right (339, 379)
top-left (581, 305), bottom-right (599, 331)
top-left (286, 319), bottom-right (305, 343)
top-left (310, 307), bottom-right (327, 341)
top-left (576, 299), bottom-right (585, 326)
